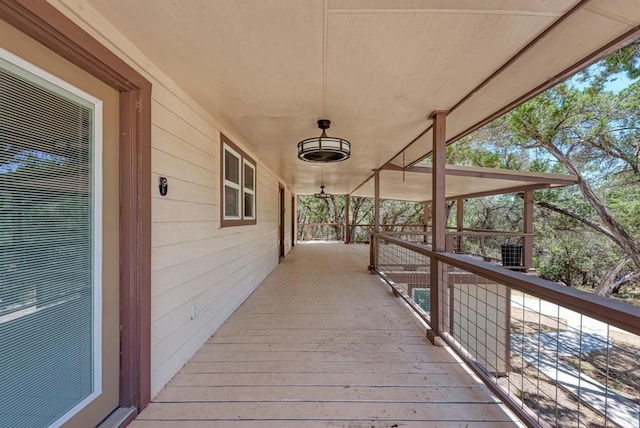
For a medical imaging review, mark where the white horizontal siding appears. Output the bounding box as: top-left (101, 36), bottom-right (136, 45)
top-left (148, 87), bottom-right (285, 394)
top-left (53, 1), bottom-right (294, 397)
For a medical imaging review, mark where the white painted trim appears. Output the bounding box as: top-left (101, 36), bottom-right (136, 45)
top-left (242, 159), bottom-right (256, 220)
top-left (0, 47), bottom-right (104, 428)
top-left (222, 142), bottom-right (241, 220)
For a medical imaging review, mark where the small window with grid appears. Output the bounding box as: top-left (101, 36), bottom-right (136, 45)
top-left (221, 134), bottom-right (257, 226)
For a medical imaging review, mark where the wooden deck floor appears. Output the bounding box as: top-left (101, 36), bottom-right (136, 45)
top-left (132, 242), bottom-right (516, 427)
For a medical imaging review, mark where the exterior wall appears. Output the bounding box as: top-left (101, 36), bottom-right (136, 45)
top-left (52, 0), bottom-right (294, 396)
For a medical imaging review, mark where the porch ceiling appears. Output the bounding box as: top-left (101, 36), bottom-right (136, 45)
top-left (351, 164), bottom-right (579, 202)
top-left (82, 0), bottom-right (640, 197)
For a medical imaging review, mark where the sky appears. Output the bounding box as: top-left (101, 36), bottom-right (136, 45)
top-left (570, 62), bottom-right (637, 93)
top-left (602, 73), bottom-right (634, 92)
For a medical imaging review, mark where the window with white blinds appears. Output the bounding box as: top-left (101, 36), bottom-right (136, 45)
top-left (0, 51), bottom-right (102, 427)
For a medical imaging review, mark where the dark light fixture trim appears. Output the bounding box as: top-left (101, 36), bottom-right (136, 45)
top-left (314, 185), bottom-right (331, 199)
top-left (298, 119), bottom-right (351, 162)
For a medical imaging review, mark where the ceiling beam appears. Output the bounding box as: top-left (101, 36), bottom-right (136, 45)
top-left (350, 171), bottom-right (374, 195)
top-left (444, 183), bottom-right (552, 201)
top-left (383, 163), bottom-right (579, 186)
top-left (377, 124), bottom-right (433, 172)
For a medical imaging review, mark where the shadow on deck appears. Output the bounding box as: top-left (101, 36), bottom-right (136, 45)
top-left (132, 242), bottom-right (517, 427)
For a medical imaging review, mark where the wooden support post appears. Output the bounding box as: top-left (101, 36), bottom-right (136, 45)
top-left (345, 194), bottom-right (350, 244)
top-left (423, 201), bottom-right (429, 243)
top-left (370, 171), bottom-right (381, 273)
top-left (456, 198), bottom-right (464, 253)
top-left (445, 234), bottom-right (454, 252)
top-left (428, 111), bottom-right (447, 346)
top-left (374, 169), bottom-right (381, 233)
top-left (523, 190), bottom-right (534, 272)
top-left (369, 232), bottom-right (377, 272)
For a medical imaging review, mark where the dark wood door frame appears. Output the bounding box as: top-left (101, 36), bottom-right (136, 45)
top-left (291, 196), bottom-right (295, 248)
top-left (279, 184), bottom-right (285, 260)
top-left (0, 0), bottom-right (152, 417)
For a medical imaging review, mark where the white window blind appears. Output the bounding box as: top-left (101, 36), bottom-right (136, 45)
top-left (0, 52), bottom-right (101, 427)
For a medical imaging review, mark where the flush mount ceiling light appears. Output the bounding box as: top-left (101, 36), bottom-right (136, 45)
top-left (297, 119), bottom-right (351, 162)
top-left (314, 185), bottom-right (331, 199)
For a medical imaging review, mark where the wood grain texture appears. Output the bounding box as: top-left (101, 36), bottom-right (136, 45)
top-left (135, 243), bottom-right (516, 426)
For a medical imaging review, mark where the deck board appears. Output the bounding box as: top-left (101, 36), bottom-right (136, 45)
top-left (130, 421), bottom-right (517, 428)
top-left (137, 401), bottom-right (512, 421)
top-left (154, 385), bottom-right (496, 402)
top-left (136, 242), bottom-right (516, 426)
top-left (179, 361), bottom-right (466, 374)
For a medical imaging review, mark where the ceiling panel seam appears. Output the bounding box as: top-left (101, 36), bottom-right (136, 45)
top-left (327, 9), bottom-right (564, 18)
top-left (584, 6), bottom-right (637, 26)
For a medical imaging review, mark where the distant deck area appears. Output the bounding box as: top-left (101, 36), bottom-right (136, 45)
top-left (132, 242), bottom-right (516, 427)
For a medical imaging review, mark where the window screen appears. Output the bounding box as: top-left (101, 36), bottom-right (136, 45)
top-left (243, 161), bottom-right (255, 219)
top-left (220, 135), bottom-right (257, 226)
top-left (223, 145), bottom-right (241, 219)
top-left (0, 54), bottom-right (100, 427)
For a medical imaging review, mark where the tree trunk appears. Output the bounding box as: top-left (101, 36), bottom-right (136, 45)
top-left (596, 256), bottom-right (630, 296)
top-left (544, 142), bottom-right (640, 269)
top-left (533, 199), bottom-right (616, 241)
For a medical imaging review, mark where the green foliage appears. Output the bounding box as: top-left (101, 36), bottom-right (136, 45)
top-left (578, 40), bottom-right (640, 89)
top-left (445, 41), bottom-right (640, 296)
top-left (296, 194), bottom-right (425, 242)
top-left (604, 173), bottom-right (640, 232)
top-left (533, 209), bottom-right (621, 288)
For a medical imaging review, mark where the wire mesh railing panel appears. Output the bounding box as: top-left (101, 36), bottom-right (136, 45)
top-left (443, 263), bottom-right (511, 377)
top-left (384, 231), bottom-right (431, 246)
top-left (371, 232), bottom-right (640, 428)
top-left (443, 269), bottom-right (640, 427)
top-left (376, 240), bottom-right (431, 316)
top-left (297, 223), bottom-right (344, 241)
top-left (504, 293), bottom-right (640, 427)
top-left (350, 225), bottom-right (373, 243)
top-left (453, 235), bottom-right (525, 269)
top-left (349, 225), bottom-right (428, 244)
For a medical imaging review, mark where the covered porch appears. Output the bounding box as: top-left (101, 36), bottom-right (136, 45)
top-left (132, 242), bottom-right (516, 427)
top-left (2, 2), bottom-right (640, 427)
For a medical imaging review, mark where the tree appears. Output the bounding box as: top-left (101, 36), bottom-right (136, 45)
top-left (444, 46), bottom-right (640, 297)
top-left (506, 81), bottom-right (640, 294)
top-left (296, 195), bottom-right (426, 242)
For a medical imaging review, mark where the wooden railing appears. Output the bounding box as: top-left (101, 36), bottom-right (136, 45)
top-left (297, 223), bottom-right (428, 243)
top-left (445, 230), bottom-right (534, 270)
top-left (297, 223), bottom-right (345, 241)
top-left (370, 232), bottom-right (640, 428)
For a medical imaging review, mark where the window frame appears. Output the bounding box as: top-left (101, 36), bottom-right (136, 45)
top-left (222, 142), bottom-right (241, 220)
top-left (220, 133), bottom-right (257, 227)
top-left (242, 158), bottom-right (256, 220)
top-left (1, 47), bottom-right (104, 426)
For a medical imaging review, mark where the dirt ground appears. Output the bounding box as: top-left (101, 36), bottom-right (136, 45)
top-left (496, 309), bottom-right (640, 427)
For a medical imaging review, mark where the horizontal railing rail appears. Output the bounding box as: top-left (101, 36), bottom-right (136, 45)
top-left (371, 232), bottom-right (640, 427)
top-left (297, 223), bottom-right (344, 241)
top-left (375, 229), bottom-right (533, 269)
top-left (297, 223), bottom-right (429, 242)
top-left (377, 233), bottom-right (640, 335)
